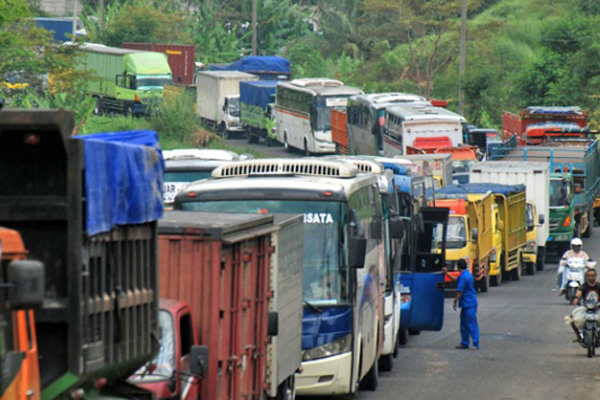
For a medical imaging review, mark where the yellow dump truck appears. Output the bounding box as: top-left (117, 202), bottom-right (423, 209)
top-left (434, 192), bottom-right (494, 292)
top-left (437, 183), bottom-right (528, 287)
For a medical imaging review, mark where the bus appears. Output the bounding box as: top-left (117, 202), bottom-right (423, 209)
top-left (384, 104), bottom-right (467, 155)
top-left (275, 79), bottom-right (363, 154)
top-left (174, 159), bottom-right (386, 396)
top-left (346, 93), bottom-right (429, 156)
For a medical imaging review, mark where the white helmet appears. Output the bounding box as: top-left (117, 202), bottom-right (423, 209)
top-left (571, 237), bottom-right (583, 247)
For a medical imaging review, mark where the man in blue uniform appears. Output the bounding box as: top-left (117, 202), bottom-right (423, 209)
top-left (443, 259), bottom-right (479, 349)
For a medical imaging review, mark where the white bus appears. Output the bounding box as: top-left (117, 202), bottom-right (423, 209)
top-left (276, 78), bottom-right (363, 154)
top-left (175, 159), bottom-right (386, 396)
top-left (384, 104), bottom-right (467, 155)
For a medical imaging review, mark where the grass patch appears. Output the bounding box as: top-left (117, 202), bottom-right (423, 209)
top-left (80, 115), bottom-right (152, 134)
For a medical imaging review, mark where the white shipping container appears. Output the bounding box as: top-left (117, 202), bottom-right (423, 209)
top-left (195, 71), bottom-right (258, 122)
top-left (469, 161), bottom-right (550, 247)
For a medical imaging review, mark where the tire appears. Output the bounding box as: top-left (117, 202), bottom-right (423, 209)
top-left (274, 376), bottom-right (295, 400)
top-left (595, 209), bottom-right (600, 227)
top-left (359, 354), bottom-right (378, 391)
top-left (284, 133), bottom-right (292, 153)
top-left (512, 255), bottom-right (522, 281)
top-left (490, 273), bottom-right (501, 287)
top-left (398, 328), bottom-right (409, 346)
top-left (246, 127), bottom-right (258, 144)
top-left (526, 262), bottom-right (535, 276)
top-left (93, 97), bottom-right (102, 115)
top-left (379, 354), bottom-right (393, 372)
top-left (536, 247), bottom-right (545, 271)
top-left (566, 286), bottom-right (577, 302)
top-left (479, 271), bottom-right (489, 293)
top-left (408, 329), bottom-right (421, 335)
top-left (218, 123), bottom-right (227, 138)
top-left (586, 330), bottom-right (594, 358)
top-left (393, 334), bottom-right (401, 356)
top-left (303, 138), bottom-right (310, 157)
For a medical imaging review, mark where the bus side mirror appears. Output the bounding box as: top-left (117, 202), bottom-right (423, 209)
top-left (8, 260), bottom-right (44, 309)
top-left (370, 218), bottom-right (382, 240)
top-left (390, 217), bottom-right (404, 239)
top-left (349, 236), bottom-right (367, 268)
top-left (471, 228), bottom-right (478, 242)
top-left (538, 214), bottom-right (545, 225)
top-left (268, 311), bottom-right (278, 336)
top-left (190, 345), bottom-right (209, 378)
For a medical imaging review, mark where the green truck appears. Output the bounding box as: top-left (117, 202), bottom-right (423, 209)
top-left (79, 44), bottom-right (173, 116)
top-left (240, 80), bottom-right (277, 144)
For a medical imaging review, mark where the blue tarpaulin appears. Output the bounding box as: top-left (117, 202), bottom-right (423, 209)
top-left (240, 81), bottom-right (278, 110)
top-left (74, 130), bottom-right (164, 235)
top-left (208, 56), bottom-right (290, 78)
top-left (436, 183), bottom-right (525, 197)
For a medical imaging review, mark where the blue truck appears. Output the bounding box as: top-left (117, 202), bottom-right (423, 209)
top-left (34, 17), bottom-right (87, 42)
top-left (492, 135), bottom-right (600, 257)
top-left (240, 80), bottom-right (278, 144)
top-left (207, 56), bottom-right (290, 80)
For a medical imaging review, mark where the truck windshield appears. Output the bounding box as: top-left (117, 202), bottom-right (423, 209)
top-left (442, 216), bottom-right (467, 249)
top-left (313, 96), bottom-right (350, 131)
top-left (180, 200), bottom-right (349, 305)
top-left (228, 97), bottom-right (240, 117)
top-left (550, 179), bottom-right (571, 207)
top-left (130, 310), bottom-right (175, 382)
top-left (526, 203), bottom-right (535, 231)
top-left (136, 75), bottom-right (173, 89)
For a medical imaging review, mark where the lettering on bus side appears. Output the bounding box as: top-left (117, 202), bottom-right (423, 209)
top-left (304, 213), bottom-right (334, 224)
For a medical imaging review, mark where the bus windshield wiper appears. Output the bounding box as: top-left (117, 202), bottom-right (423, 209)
top-left (304, 300), bottom-right (323, 314)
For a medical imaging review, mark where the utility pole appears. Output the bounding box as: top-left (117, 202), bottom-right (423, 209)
top-left (458, 0), bottom-right (467, 115)
top-left (252, 0), bottom-right (258, 55)
top-left (100, 0), bottom-right (105, 42)
top-left (72, 0), bottom-right (77, 40)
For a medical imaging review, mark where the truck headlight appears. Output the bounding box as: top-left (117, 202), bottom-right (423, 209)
top-left (554, 234), bottom-right (571, 242)
top-left (525, 241), bottom-right (536, 252)
top-left (303, 334), bottom-right (352, 361)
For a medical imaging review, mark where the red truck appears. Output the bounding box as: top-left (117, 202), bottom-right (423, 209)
top-left (122, 43), bottom-right (196, 85)
top-left (502, 106), bottom-right (589, 146)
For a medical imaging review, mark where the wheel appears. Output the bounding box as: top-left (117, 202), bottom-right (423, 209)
top-left (526, 262), bottom-right (535, 276)
top-left (536, 248), bottom-right (545, 271)
top-left (408, 329), bottom-right (421, 335)
top-left (490, 273), bottom-right (501, 287)
top-left (284, 133), bottom-right (292, 153)
top-left (511, 255), bottom-right (522, 281)
top-left (274, 376), bottom-right (295, 400)
top-left (124, 105), bottom-right (133, 117)
top-left (359, 354), bottom-right (378, 391)
top-left (93, 97), bottom-right (102, 115)
top-left (595, 209), bottom-right (600, 227)
top-left (479, 271), bottom-right (489, 293)
top-left (393, 333), bottom-right (401, 356)
top-left (378, 354), bottom-right (393, 372)
top-left (303, 138), bottom-right (310, 156)
top-left (218, 123), bottom-right (227, 138)
top-left (398, 328), bottom-right (409, 346)
top-left (566, 286), bottom-right (577, 302)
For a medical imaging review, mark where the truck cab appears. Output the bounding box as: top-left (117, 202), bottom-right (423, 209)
top-left (548, 173), bottom-right (575, 257)
top-left (222, 95), bottom-right (242, 134)
top-left (523, 202), bottom-right (539, 275)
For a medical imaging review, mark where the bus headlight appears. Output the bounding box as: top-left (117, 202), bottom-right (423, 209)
top-left (303, 334), bottom-right (352, 361)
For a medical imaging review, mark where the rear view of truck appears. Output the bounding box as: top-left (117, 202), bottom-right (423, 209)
top-left (0, 110), bottom-right (163, 399)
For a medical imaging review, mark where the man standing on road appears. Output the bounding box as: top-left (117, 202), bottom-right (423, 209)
top-left (443, 259), bottom-right (479, 350)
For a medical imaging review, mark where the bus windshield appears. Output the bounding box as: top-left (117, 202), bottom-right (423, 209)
top-left (313, 96), bottom-right (350, 131)
top-left (439, 216), bottom-right (466, 249)
top-left (550, 179), bottom-right (571, 207)
top-left (180, 200), bottom-right (349, 305)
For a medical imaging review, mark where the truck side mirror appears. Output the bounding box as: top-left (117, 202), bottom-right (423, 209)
top-left (190, 345), bottom-right (209, 378)
top-left (416, 212), bottom-right (425, 234)
top-left (471, 228), bottom-right (478, 242)
top-left (349, 236), bottom-right (367, 268)
top-left (268, 311), bottom-right (278, 336)
top-left (389, 217), bottom-right (404, 239)
top-left (8, 260), bottom-right (44, 309)
top-left (538, 214), bottom-right (545, 225)
top-left (370, 218), bottom-right (383, 240)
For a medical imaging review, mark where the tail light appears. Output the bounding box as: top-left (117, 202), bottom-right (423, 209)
top-left (563, 214), bottom-right (572, 226)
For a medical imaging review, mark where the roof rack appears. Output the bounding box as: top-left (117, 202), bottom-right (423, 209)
top-left (290, 78), bottom-right (343, 88)
top-left (212, 158), bottom-right (358, 179)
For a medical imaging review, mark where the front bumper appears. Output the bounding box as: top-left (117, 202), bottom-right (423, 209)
top-left (523, 252), bottom-right (537, 264)
top-left (312, 138), bottom-right (337, 154)
top-left (295, 351), bottom-right (353, 396)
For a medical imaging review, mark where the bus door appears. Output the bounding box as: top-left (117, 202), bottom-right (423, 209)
top-left (407, 206), bottom-right (449, 331)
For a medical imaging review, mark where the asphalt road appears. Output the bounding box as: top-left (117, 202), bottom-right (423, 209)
top-left (227, 137), bottom-right (295, 158)
top-left (325, 230), bottom-right (600, 400)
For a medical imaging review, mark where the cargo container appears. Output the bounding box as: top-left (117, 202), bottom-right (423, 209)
top-left (158, 211), bottom-right (303, 400)
top-left (331, 109), bottom-right (349, 154)
top-left (0, 110), bottom-right (167, 399)
top-left (470, 162), bottom-right (550, 272)
top-left (34, 17), bottom-right (86, 42)
top-left (207, 56), bottom-right (291, 80)
top-left (123, 43), bottom-right (196, 85)
top-left (195, 71), bottom-right (258, 136)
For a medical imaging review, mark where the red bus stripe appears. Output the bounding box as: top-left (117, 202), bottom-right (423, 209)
top-left (275, 107), bottom-right (310, 120)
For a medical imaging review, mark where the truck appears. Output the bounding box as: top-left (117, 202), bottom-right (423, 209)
top-left (396, 153), bottom-right (453, 188)
top-left (156, 211), bottom-right (304, 400)
top-left (34, 17), bottom-right (87, 42)
top-left (434, 193), bottom-right (494, 292)
top-left (437, 183), bottom-right (528, 286)
top-left (433, 146), bottom-right (481, 184)
top-left (78, 43), bottom-right (173, 115)
top-left (206, 56), bottom-right (291, 80)
top-left (0, 109), bottom-right (200, 399)
top-left (470, 162), bottom-right (550, 272)
top-left (240, 80), bottom-right (278, 144)
top-left (122, 43), bottom-right (196, 85)
top-left (492, 135), bottom-right (600, 257)
top-left (195, 71), bottom-right (258, 136)
top-left (502, 106), bottom-right (589, 146)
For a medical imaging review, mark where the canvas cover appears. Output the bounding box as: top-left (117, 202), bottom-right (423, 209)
top-left (240, 80), bottom-right (277, 110)
top-left (124, 52), bottom-right (172, 75)
top-left (75, 130), bottom-right (164, 235)
top-left (436, 183), bottom-right (525, 197)
top-left (208, 56), bottom-right (290, 74)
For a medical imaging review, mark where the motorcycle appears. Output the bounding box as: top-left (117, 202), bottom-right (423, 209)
top-left (579, 291), bottom-right (600, 358)
top-left (563, 258), bottom-right (586, 302)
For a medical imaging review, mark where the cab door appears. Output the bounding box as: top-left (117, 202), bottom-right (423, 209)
top-left (407, 207), bottom-right (449, 331)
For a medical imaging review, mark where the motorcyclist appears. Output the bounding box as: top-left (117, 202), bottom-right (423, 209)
top-left (558, 237), bottom-right (590, 296)
top-left (569, 268), bottom-right (600, 342)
